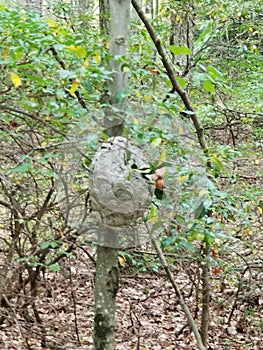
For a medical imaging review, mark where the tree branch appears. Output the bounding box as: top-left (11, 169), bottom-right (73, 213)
top-left (131, 0), bottom-right (208, 152)
top-left (147, 224), bottom-right (206, 350)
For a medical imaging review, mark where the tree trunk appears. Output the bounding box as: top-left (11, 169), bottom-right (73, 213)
top-left (94, 244), bottom-right (119, 350)
top-left (99, 0), bottom-right (110, 34)
top-left (170, 0), bottom-right (195, 76)
top-left (108, 0), bottom-right (130, 105)
top-left (93, 1), bottom-right (130, 349)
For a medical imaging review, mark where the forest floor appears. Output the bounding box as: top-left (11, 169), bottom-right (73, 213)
top-left (0, 234), bottom-right (262, 350)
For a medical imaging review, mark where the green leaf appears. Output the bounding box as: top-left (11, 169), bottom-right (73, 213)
top-left (50, 241), bottom-right (58, 248)
top-left (194, 26), bottom-right (213, 52)
top-left (169, 45), bottom-right (192, 56)
top-left (24, 74), bottom-right (45, 83)
top-left (82, 80), bottom-right (93, 92)
top-left (41, 241), bottom-right (51, 249)
top-left (17, 257), bottom-right (29, 262)
top-left (12, 162), bottom-right (31, 173)
top-left (177, 76), bottom-right (188, 88)
top-left (161, 236), bottom-right (176, 248)
top-left (151, 137), bottom-right (162, 149)
top-left (189, 231), bottom-right (205, 241)
top-left (122, 64), bottom-right (130, 72)
top-left (48, 263), bottom-right (61, 272)
top-left (210, 155), bottom-right (224, 170)
top-left (41, 240), bottom-right (60, 250)
top-left (210, 155), bottom-right (225, 177)
top-left (207, 66), bottom-right (224, 80)
top-left (203, 79), bottom-right (215, 93)
top-left (178, 240), bottom-right (195, 251)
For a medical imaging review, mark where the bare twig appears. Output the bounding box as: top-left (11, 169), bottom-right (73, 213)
top-left (146, 224), bottom-right (206, 350)
top-left (200, 244), bottom-right (210, 347)
top-left (68, 258), bottom-right (81, 345)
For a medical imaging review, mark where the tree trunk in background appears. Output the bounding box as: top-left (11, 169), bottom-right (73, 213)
top-left (75, 0), bottom-right (91, 11)
top-left (93, 1), bottom-right (130, 350)
top-left (170, 0), bottom-right (195, 76)
top-left (26, 0), bottom-right (43, 13)
top-left (99, 0), bottom-right (110, 34)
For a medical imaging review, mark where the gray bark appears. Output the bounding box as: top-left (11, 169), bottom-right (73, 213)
top-left (108, 0), bottom-right (130, 105)
top-left (94, 244), bottom-right (119, 350)
top-left (103, 0), bottom-right (130, 136)
top-left (93, 1), bottom-right (130, 349)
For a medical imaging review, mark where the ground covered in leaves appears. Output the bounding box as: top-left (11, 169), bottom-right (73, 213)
top-left (0, 235), bottom-right (262, 350)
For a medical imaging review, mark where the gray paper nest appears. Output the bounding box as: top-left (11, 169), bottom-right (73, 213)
top-left (90, 136), bottom-right (152, 227)
top-left (89, 136), bottom-right (153, 247)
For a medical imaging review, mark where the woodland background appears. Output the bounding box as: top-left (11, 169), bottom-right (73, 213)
top-left (0, 0), bottom-right (262, 349)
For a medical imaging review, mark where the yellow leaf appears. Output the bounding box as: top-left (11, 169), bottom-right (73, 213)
top-left (221, 16), bottom-right (228, 22)
top-left (135, 91), bottom-right (141, 99)
top-left (178, 175), bottom-right (189, 182)
top-left (175, 15), bottom-right (183, 24)
top-left (69, 79), bottom-right (80, 97)
top-left (10, 72), bottom-right (22, 88)
top-left (145, 95), bottom-right (152, 102)
top-left (68, 45), bottom-right (87, 58)
top-left (179, 126), bottom-right (184, 135)
top-left (254, 159), bottom-right (260, 165)
top-left (3, 47), bottom-right (10, 61)
top-left (195, 232), bottom-right (205, 240)
top-left (248, 27), bottom-right (253, 32)
top-left (94, 51), bottom-right (100, 63)
top-left (118, 256), bottom-right (126, 266)
top-left (212, 245), bottom-right (219, 256)
top-left (26, 338), bottom-right (37, 346)
top-left (47, 18), bottom-right (56, 28)
top-left (83, 59), bottom-right (89, 69)
top-left (81, 336), bottom-right (91, 343)
top-left (244, 228), bottom-right (253, 236)
top-left (133, 117), bottom-right (139, 125)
